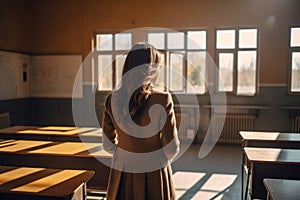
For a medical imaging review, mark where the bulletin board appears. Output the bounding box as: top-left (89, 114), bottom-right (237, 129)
top-left (31, 55), bottom-right (83, 98)
top-left (0, 51), bottom-right (31, 100)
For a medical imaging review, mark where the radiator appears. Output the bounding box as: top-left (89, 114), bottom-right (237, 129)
top-left (175, 112), bottom-right (189, 140)
top-left (292, 116), bottom-right (300, 133)
top-left (212, 114), bottom-right (255, 144)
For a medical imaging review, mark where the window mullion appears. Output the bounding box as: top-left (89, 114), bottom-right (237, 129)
top-left (234, 28), bottom-right (239, 95)
top-left (112, 54), bottom-right (116, 89)
top-left (112, 34), bottom-right (116, 89)
top-left (94, 52), bottom-right (99, 92)
top-left (184, 31), bottom-right (188, 93)
top-left (233, 49), bottom-right (238, 95)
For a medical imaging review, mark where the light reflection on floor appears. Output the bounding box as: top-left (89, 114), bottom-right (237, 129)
top-left (172, 144), bottom-right (242, 200)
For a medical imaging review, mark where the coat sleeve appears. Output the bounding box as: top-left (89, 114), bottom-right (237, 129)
top-left (102, 95), bottom-right (118, 154)
top-left (160, 93), bottom-right (180, 161)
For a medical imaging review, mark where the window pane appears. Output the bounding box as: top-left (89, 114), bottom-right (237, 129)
top-left (237, 51), bottom-right (257, 95)
top-left (218, 53), bottom-right (234, 91)
top-left (167, 32), bottom-right (184, 49)
top-left (96, 34), bottom-right (113, 51)
top-left (170, 53), bottom-right (184, 91)
top-left (155, 53), bottom-right (166, 91)
top-left (187, 51), bottom-right (206, 94)
top-left (216, 30), bottom-right (235, 49)
top-left (98, 55), bottom-right (112, 90)
top-left (239, 29), bottom-right (257, 48)
top-left (291, 28), bottom-right (300, 47)
top-left (148, 33), bottom-right (165, 49)
top-left (291, 52), bottom-right (300, 92)
top-left (116, 54), bottom-right (126, 87)
top-left (187, 31), bottom-right (206, 50)
top-left (115, 33), bottom-right (132, 50)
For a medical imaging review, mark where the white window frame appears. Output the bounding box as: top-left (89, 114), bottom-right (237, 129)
top-left (289, 26), bottom-right (300, 94)
top-left (147, 29), bottom-right (208, 95)
top-left (94, 29), bottom-right (208, 94)
top-left (215, 27), bottom-right (259, 96)
top-left (94, 31), bottom-right (133, 91)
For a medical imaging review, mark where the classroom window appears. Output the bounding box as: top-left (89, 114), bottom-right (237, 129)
top-left (290, 27), bottom-right (300, 93)
top-left (115, 54), bottom-right (126, 87)
top-left (95, 30), bottom-right (207, 94)
top-left (170, 52), bottom-right (184, 91)
top-left (98, 55), bottom-right (113, 90)
top-left (147, 30), bottom-right (207, 94)
top-left (218, 53), bottom-right (234, 91)
top-left (216, 28), bottom-right (258, 96)
top-left (95, 32), bottom-right (132, 90)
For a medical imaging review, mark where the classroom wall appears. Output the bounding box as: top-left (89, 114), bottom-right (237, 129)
top-left (0, 0), bottom-right (33, 125)
top-left (30, 0), bottom-right (83, 55)
top-left (1, 0), bottom-right (300, 142)
top-left (0, 0), bottom-right (32, 53)
top-left (29, 0), bottom-right (300, 84)
top-left (2, 0), bottom-right (300, 84)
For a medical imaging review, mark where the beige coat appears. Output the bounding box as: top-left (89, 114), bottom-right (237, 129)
top-left (102, 90), bottom-right (180, 200)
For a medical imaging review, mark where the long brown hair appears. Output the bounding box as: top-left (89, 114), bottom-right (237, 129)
top-left (118, 43), bottom-right (161, 119)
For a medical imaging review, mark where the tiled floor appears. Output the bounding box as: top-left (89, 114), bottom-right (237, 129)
top-left (172, 143), bottom-right (243, 200)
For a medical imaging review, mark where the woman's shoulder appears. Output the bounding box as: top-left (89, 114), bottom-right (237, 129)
top-left (149, 90), bottom-right (173, 103)
top-left (151, 89), bottom-right (169, 97)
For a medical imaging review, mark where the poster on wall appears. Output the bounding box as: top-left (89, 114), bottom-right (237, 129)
top-left (31, 55), bottom-right (83, 98)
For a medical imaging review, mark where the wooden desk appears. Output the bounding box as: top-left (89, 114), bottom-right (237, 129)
top-left (244, 147), bottom-right (300, 199)
top-left (263, 178), bottom-right (300, 200)
top-left (0, 139), bottom-right (112, 190)
top-left (0, 126), bottom-right (102, 143)
top-left (240, 131), bottom-right (300, 149)
top-left (240, 131), bottom-right (300, 199)
top-left (0, 165), bottom-right (94, 200)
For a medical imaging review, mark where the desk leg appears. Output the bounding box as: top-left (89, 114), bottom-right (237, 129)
top-left (241, 141), bottom-right (246, 200)
top-left (244, 170), bottom-right (250, 200)
top-left (244, 162), bottom-right (252, 200)
top-left (83, 183), bottom-right (87, 200)
top-left (241, 151), bottom-right (244, 200)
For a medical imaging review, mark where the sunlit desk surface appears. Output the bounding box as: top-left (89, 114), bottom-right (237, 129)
top-left (263, 178), bottom-right (300, 200)
top-left (244, 147), bottom-right (300, 200)
top-left (0, 165), bottom-right (94, 200)
top-left (0, 139), bottom-right (112, 190)
top-left (0, 126), bottom-right (102, 143)
top-left (240, 131), bottom-right (300, 149)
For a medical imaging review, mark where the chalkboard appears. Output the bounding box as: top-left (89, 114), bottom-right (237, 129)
top-left (0, 51), bottom-right (31, 100)
top-left (31, 55), bottom-right (83, 98)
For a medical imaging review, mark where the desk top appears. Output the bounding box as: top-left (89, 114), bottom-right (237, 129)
top-left (263, 179), bottom-right (300, 200)
top-left (0, 125), bottom-right (102, 136)
top-left (0, 126), bottom-right (103, 143)
top-left (240, 131), bottom-right (300, 142)
top-left (0, 165), bottom-right (94, 197)
top-left (244, 147), bottom-right (300, 164)
top-left (0, 139), bottom-right (112, 158)
top-left (0, 126), bottom-right (39, 134)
